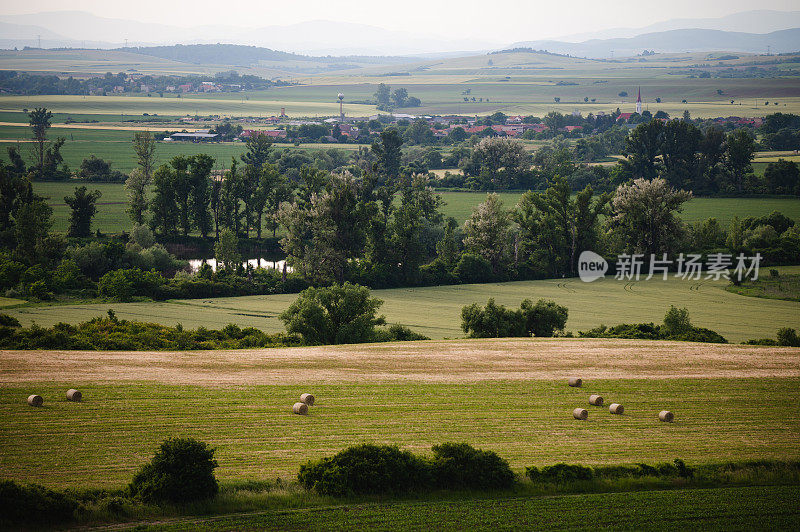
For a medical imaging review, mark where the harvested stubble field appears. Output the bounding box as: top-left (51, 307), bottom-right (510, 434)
top-left (1, 339), bottom-right (799, 489)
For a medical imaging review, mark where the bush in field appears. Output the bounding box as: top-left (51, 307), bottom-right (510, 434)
top-left (526, 463), bottom-right (594, 483)
top-left (98, 269), bottom-right (165, 302)
top-left (298, 444), bottom-right (431, 496)
top-left (461, 298), bottom-right (568, 338)
top-left (579, 307), bottom-right (727, 343)
top-left (0, 480), bottom-right (78, 524)
top-left (280, 282), bottom-right (386, 345)
top-left (129, 438), bottom-right (218, 503)
top-left (777, 327), bottom-right (800, 347)
top-left (430, 443), bottom-right (515, 490)
top-left (0, 313), bottom-right (20, 327)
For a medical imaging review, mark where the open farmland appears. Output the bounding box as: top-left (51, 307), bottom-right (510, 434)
top-left (0, 94), bottom-right (376, 119)
top-left (1, 339), bottom-right (798, 488)
top-left (7, 268), bottom-right (800, 343)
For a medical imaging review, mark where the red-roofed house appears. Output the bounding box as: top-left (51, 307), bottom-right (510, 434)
top-left (617, 113), bottom-right (634, 121)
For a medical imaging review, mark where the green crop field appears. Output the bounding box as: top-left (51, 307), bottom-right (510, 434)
top-left (133, 485), bottom-right (800, 531)
top-left (8, 267), bottom-right (800, 343)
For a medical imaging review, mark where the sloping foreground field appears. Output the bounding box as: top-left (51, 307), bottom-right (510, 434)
top-left (8, 273), bottom-right (800, 343)
top-left (1, 339), bottom-right (798, 488)
top-left (129, 485), bottom-right (800, 532)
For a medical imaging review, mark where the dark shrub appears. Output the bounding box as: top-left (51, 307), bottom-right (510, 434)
top-left (0, 480), bottom-right (78, 524)
top-left (297, 444), bottom-right (431, 496)
top-left (777, 327), bottom-right (800, 347)
top-left (129, 437), bottom-right (218, 503)
top-left (454, 253), bottom-right (493, 284)
top-left (430, 442), bottom-right (515, 490)
top-left (375, 324), bottom-right (430, 342)
top-left (526, 463), bottom-right (594, 482)
top-left (461, 298), bottom-right (568, 338)
top-left (0, 313), bottom-right (20, 327)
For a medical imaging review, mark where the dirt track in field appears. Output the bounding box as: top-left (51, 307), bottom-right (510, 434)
top-left (2, 339), bottom-right (799, 385)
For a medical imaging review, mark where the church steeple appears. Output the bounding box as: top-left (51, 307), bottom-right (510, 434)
top-left (636, 86), bottom-right (642, 114)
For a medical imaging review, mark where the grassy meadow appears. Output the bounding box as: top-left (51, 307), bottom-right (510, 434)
top-left (7, 268), bottom-right (800, 343)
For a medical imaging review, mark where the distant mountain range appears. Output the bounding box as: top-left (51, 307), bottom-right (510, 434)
top-left (553, 9), bottom-right (800, 42)
top-left (510, 28), bottom-right (800, 58)
top-left (0, 11), bottom-right (496, 56)
top-left (0, 9), bottom-right (798, 58)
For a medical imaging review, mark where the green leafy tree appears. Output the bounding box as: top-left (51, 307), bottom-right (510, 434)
top-left (764, 159), bottom-right (800, 195)
top-left (12, 186), bottom-right (53, 264)
top-left (623, 119), bottom-right (664, 180)
top-left (391, 87), bottom-right (408, 107)
top-left (149, 164), bottom-right (179, 236)
top-left (125, 168), bottom-right (149, 225)
top-left (64, 186), bottom-right (101, 237)
top-left (371, 128), bottom-right (403, 181)
top-left (374, 83), bottom-right (391, 107)
top-left (390, 175), bottom-right (444, 283)
top-left (214, 228), bottom-right (241, 272)
top-left (724, 129), bottom-right (756, 192)
top-left (463, 193), bottom-right (513, 275)
top-left (280, 282), bottom-right (386, 345)
top-left (28, 107), bottom-right (52, 179)
top-left (188, 154), bottom-right (214, 238)
top-left (608, 177), bottom-right (692, 257)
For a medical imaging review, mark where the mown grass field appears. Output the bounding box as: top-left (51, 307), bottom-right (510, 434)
top-left (132, 485), bottom-right (800, 531)
top-left (1, 364), bottom-right (798, 488)
top-left (7, 267), bottom-right (800, 343)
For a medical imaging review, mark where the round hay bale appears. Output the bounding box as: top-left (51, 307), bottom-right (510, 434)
top-left (66, 389), bottom-right (82, 402)
top-left (659, 410), bottom-right (674, 422)
top-left (568, 377), bottom-right (582, 387)
top-left (589, 394), bottom-right (604, 406)
top-left (300, 393), bottom-right (315, 406)
top-left (292, 402), bottom-right (308, 415)
top-left (609, 403), bottom-right (624, 415)
top-left (573, 408), bottom-right (588, 420)
top-left (27, 394), bottom-right (43, 407)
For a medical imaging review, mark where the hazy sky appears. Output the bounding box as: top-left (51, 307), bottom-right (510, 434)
top-left (3, 0), bottom-right (799, 40)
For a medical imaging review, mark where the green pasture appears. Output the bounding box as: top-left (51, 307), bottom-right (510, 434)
top-left (8, 270), bottom-right (800, 342)
top-left (138, 485), bottom-right (800, 531)
top-left (1, 378), bottom-right (798, 488)
top-left (24, 179), bottom-right (800, 234)
top-left (0, 124), bottom-right (367, 176)
top-left (437, 191), bottom-right (800, 226)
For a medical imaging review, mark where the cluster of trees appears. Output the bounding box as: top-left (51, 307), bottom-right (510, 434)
top-left (373, 83), bottom-right (421, 110)
top-left (760, 112), bottom-right (800, 150)
top-left (618, 119), bottom-right (760, 194)
top-left (0, 70), bottom-right (285, 95)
